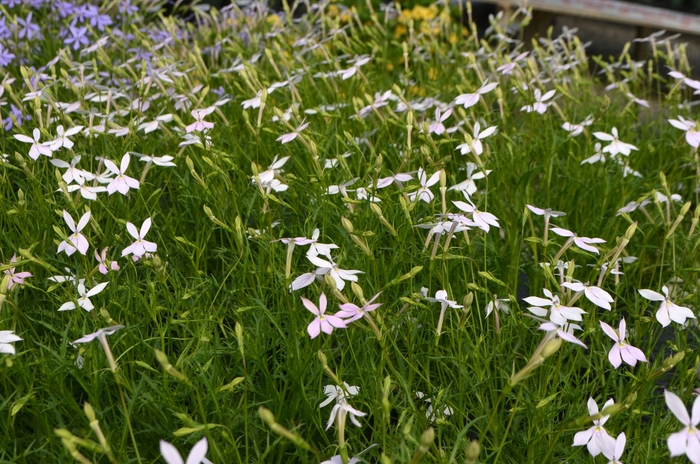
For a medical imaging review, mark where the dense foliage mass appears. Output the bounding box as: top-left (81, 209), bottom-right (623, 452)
top-left (1, 0), bottom-right (700, 462)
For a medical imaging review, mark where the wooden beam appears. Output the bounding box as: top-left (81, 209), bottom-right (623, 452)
top-left (473, 0), bottom-right (700, 35)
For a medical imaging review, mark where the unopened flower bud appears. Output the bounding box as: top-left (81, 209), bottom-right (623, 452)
top-left (341, 217), bottom-right (354, 233)
top-left (465, 440), bottom-right (481, 463)
top-left (351, 281), bottom-right (364, 300)
top-left (541, 338), bottom-right (562, 359)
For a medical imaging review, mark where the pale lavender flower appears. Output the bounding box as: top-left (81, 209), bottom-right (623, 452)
top-left (64, 26), bottom-right (89, 50)
top-left (17, 13), bottom-right (41, 40)
top-left (0, 44), bottom-right (15, 67)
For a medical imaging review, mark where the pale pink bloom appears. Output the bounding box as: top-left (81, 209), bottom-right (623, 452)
top-left (95, 247), bottom-right (119, 275)
top-left (550, 226), bottom-right (606, 254)
top-left (241, 93), bottom-right (261, 109)
top-left (426, 289), bottom-right (463, 334)
top-left (276, 121), bottom-right (309, 144)
top-left (307, 255), bottom-right (363, 291)
top-left (122, 217), bottom-right (158, 258)
top-left (669, 116), bottom-right (700, 149)
top-left (65, 178), bottom-right (107, 200)
top-left (160, 437), bottom-right (209, 464)
top-left (376, 172), bottom-right (413, 189)
top-left (186, 108), bottom-right (215, 133)
top-left (326, 398), bottom-right (366, 430)
top-left (322, 456), bottom-right (360, 464)
top-left (13, 128), bottom-right (52, 160)
top-left (320, 383), bottom-right (359, 408)
top-left (453, 198), bottom-right (500, 232)
top-left (599, 319), bottom-right (646, 368)
top-left (137, 114), bottom-right (173, 134)
top-left (50, 155), bottom-right (94, 185)
top-left (561, 282), bottom-right (614, 310)
top-left (49, 125), bottom-right (83, 151)
top-left (539, 322), bottom-right (587, 348)
top-left (602, 432), bottom-right (626, 464)
top-left (454, 79), bottom-right (498, 108)
top-left (449, 163), bottom-right (491, 196)
top-left (524, 288), bottom-right (587, 326)
top-left (638, 286), bottom-right (696, 327)
top-left (71, 325), bottom-right (124, 346)
top-left (135, 153), bottom-right (176, 167)
top-left (455, 122), bottom-right (497, 156)
top-left (104, 153), bottom-right (139, 195)
top-left (562, 115), bottom-right (593, 137)
top-left (3, 254), bottom-right (32, 289)
top-left (496, 51), bottom-right (528, 75)
top-left (665, 390), bottom-right (700, 464)
top-left (593, 128), bottom-right (638, 157)
top-left (58, 210), bottom-right (91, 256)
top-left (408, 168), bottom-right (440, 203)
top-left (572, 398), bottom-right (617, 457)
top-left (521, 89), bottom-right (556, 114)
top-left (336, 292), bottom-right (382, 323)
top-left (302, 293), bottom-right (347, 338)
top-left (58, 281), bottom-right (108, 312)
top-left (0, 331), bottom-right (22, 355)
top-left (626, 92), bottom-right (650, 108)
top-left (428, 108), bottom-right (452, 135)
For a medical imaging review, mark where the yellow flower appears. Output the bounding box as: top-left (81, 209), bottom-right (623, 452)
top-left (394, 24), bottom-right (407, 38)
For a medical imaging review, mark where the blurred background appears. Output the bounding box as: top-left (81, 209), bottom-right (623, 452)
top-left (186, 0), bottom-right (700, 70)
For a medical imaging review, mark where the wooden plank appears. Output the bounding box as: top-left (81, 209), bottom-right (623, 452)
top-left (474, 0), bottom-right (700, 35)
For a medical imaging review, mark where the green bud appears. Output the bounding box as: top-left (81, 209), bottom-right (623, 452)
top-left (541, 338), bottom-right (562, 359)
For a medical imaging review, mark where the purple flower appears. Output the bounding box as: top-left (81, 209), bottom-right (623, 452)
top-left (3, 104), bottom-right (30, 131)
top-left (1, 0), bottom-right (23, 7)
top-left (90, 13), bottom-right (113, 31)
top-left (119, 0), bottom-right (138, 16)
top-left (0, 18), bottom-right (11, 40)
top-left (55, 0), bottom-right (77, 18)
top-left (17, 13), bottom-right (42, 40)
top-left (0, 44), bottom-right (15, 67)
top-left (64, 26), bottom-right (90, 50)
